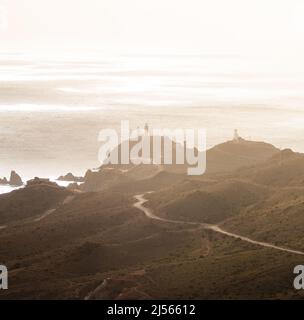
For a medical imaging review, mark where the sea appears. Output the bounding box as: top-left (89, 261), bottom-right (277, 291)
top-left (1, 52), bottom-right (304, 193)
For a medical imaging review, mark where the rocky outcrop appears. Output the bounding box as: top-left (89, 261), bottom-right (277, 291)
top-left (0, 177), bottom-right (8, 185)
top-left (57, 172), bottom-right (84, 182)
top-left (66, 182), bottom-right (80, 191)
top-left (26, 177), bottom-right (58, 187)
top-left (9, 171), bottom-right (23, 186)
top-left (0, 171), bottom-right (23, 186)
top-left (80, 168), bottom-right (133, 192)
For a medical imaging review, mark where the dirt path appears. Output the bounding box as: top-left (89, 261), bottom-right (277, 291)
top-left (1, 195), bottom-right (76, 229)
top-left (34, 208), bottom-right (56, 222)
top-left (133, 193), bottom-right (304, 256)
top-left (84, 279), bottom-right (109, 300)
top-left (34, 195), bottom-right (76, 222)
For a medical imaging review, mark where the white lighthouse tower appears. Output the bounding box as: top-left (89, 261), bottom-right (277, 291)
top-left (233, 129), bottom-right (240, 142)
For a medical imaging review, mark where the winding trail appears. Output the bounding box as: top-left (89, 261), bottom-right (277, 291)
top-left (34, 208), bottom-right (57, 222)
top-left (133, 193), bottom-right (304, 256)
top-left (0, 195), bottom-right (76, 227)
top-left (85, 279), bottom-right (109, 300)
top-left (34, 195), bottom-right (76, 222)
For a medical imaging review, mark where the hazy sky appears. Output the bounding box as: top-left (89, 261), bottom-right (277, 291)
top-left (1, 0), bottom-right (304, 56)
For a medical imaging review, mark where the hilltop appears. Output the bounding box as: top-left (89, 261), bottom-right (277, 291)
top-left (206, 138), bottom-right (279, 174)
top-left (81, 137), bottom-right (279, 192)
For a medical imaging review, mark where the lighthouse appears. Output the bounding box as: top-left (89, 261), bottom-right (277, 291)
top-left (233, 129), bottom-right (240, 141)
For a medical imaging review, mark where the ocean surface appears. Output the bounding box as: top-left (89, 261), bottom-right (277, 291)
top-left (1, 52), bottom-right (304, 183)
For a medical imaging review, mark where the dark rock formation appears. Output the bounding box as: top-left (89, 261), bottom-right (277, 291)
top-left (66, 182), bottom-right (80, 191)
top-left (26, 177), bottom-right (58, 187)
top-left (0, 177), bottom-right (8, 185)
top-left (80, 168), bottom-right (133, 192)
top-left (9, 171), bottom-right (23, 186)
top-left (57, 172), bottom-right (84, 182)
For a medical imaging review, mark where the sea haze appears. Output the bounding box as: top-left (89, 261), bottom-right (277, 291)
top-left (1, 53), bottom-right (304, 179)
